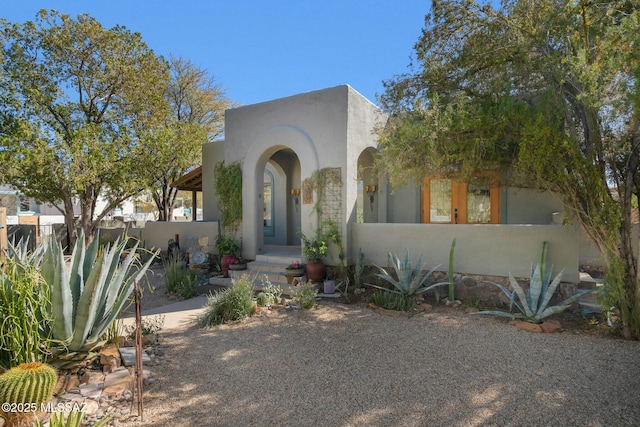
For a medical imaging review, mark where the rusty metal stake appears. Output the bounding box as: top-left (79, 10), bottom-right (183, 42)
top-left (134, 279), bottom-right (144, 421)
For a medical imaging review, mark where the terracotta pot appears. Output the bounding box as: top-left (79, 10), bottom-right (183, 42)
top-left (221, 254), bottom-right (234, 278)
top-left (306, 261), bottom-right (325, 283)
top-left (284, 268), bottom-right (305, 284)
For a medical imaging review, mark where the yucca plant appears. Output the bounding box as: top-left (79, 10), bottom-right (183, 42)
top-left (474, 264), bottom-right (594, 323)
top-left (41, 231), bottom-right (158, 355)
top-left (366, 250), bottom-right (447, 296)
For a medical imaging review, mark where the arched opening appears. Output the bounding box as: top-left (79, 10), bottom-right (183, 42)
top-left (262, 149), bottom-right (301, 246)
top-left (357, 148), bottom-right (378, 223)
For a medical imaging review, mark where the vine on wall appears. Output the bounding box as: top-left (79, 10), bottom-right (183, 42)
top-left (213, 161), bottom-right (242, 233)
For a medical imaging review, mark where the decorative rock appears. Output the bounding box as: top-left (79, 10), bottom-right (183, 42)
top-left (79, 383), bottom-right (104, 399)
top-left (100, 345), bottom-right (121, 367)
top-left (80, 370), bottom-right (105, 385)
top-left (84, 399), bottom-right (100, 414)
top-left (103, 367), bottom-right (133, 395)
top-left (540, 319), bottom-right (563, 333)
top-left (509, 320), bottom-right (543, 333)
top-left (420, 303), bottom-right (433, 312)
top-left (461, 276), bottom-right (477, 287)
top-left (465, 307), bottom-right (480, 314)
top-left (118, 347), bottom-right (152, 366)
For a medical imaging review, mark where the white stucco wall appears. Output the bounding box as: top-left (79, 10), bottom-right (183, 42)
top-left (352, 223), bottom-right (581, 283)
top-left (218, 85), bottom-right (384, 260)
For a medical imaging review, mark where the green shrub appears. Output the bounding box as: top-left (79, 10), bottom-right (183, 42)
top-left (163, 253), bottom-right (197, 299)
top-left (0, 259), bottom-right (53, 370)
top-left (370, 291), bottom-right (415, 312)
top-left (123, 315), bottom-right (165, 339)
top-left (256, 278), bottom-right (282, 307)
top-left (198, 279), bottom-right (254, 327)
top-left (292, 281), bottom-right (317, 309)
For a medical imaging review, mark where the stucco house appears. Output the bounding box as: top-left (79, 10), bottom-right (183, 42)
top-left (193, 85), bottom-right (600, 285)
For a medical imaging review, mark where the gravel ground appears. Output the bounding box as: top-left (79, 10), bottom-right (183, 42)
top-left (119, 298), bottom-right (640, 427)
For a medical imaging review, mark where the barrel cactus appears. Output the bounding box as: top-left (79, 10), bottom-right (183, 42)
top-left (0, 362), bottom-right (57, 427)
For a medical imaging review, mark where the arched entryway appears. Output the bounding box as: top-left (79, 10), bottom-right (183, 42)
top-left (262, 149), bottom-right (301, 246)
top-left (357, 147), bottom-right (378, 223)
top-left (241, 125), bottom-right (320, 259)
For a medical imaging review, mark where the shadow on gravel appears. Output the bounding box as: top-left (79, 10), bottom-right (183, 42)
top-left (131, 305), bottom-right (640, 427)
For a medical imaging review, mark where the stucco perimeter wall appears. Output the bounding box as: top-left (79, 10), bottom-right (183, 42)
top-left (352, 223), bottom-right (580, 283)
top-left (142, 221), bottom-right (220, 254)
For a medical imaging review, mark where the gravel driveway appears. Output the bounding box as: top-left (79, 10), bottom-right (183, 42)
top-left (121, 302), bottom-right (640, 427)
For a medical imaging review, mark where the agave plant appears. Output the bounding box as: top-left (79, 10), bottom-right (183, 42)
top-left (366, 250), bottom-right (447, 296)
top-left (474, 263), bottom-right (594, 323)
top-left (5, 237), bottom-right (45, 267)
top-left (41, 231), bottom-right (158, 354)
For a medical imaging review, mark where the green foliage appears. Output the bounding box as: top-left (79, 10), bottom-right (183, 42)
top-left (35, 411), bottom-right (111, 427)
top-left (0, 10), bottom-right (170, 244)
top-left (370, 291), bottom-right (415, 312)
top-left (213, 161), bottom-right (242, 229)
top-left (0, 362), bottom-right (56, 426)
top-left (447, 239), bottom-right (456, 301)
top-left (149, 55), bottom-right (232, 221)
top-left (198, 279), bottom-right (254, 327)
top-left (298, 221), bottom-right (343, 264)
top-left (291, 281), bottom-right (317, 309)
top-left (41, 231), bottom-right (158, 355)
top-left (163, 253), bottom-right (197, 299)
top-left (215, 235), bottom-right (240, 255)
top-left (298, 230), bottom-right (328, 262)
top-left (256, 279), bottom-right (282, 307)
top-left (377, 0), bottom-right (640, 338)
top-left (124, 315), bottom-right (165, 339)
top-left (0, 259), bottom-right (53, 370)
top-left (353, 248), bottom-right (365, 288)
top-left (366, 250), bottom-right (446, 297)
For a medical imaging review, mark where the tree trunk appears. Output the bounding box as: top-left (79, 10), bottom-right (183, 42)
top-left (62, 194), bottom-right (77, 250)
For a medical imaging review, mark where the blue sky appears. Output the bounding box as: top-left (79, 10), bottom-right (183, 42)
top-left (2, 1), bottom-right (432, 107)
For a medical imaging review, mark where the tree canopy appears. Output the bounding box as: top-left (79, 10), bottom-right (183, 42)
top-left (0, 10), bottom-right (169, 244)
top-left (377, 0), bottom-right (640, 338)
top-left (147, 55), bottom-right (232, 222)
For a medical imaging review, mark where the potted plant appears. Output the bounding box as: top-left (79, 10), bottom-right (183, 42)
top-left (283, 262), bottom-right (306, 284)
top-left (228, 256), bottom-right (247, 271)
top-left (299, 231), bottom-right (329, 282)
top-left (216, 235), bottom-right (240, 277)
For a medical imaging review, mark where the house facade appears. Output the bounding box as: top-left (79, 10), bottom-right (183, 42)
top-left (196, 85), bottom-right (605, 284)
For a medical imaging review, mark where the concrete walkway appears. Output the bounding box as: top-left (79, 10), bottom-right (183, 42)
top-left (121, 294), bottom-right (209, 330)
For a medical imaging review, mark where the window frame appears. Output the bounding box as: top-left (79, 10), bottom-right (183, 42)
top-left (421, 172), bottom-right (500, 224)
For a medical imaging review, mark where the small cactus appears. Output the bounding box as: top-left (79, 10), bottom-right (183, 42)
top-left (0, 362), bottom-right (57, 427)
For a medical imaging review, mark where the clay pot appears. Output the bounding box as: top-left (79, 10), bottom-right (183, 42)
top-left (305, 261), bottom-right (325, 283)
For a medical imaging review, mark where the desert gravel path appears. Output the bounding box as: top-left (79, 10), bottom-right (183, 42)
top-left (122, 303), bottom-right (640, 427)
